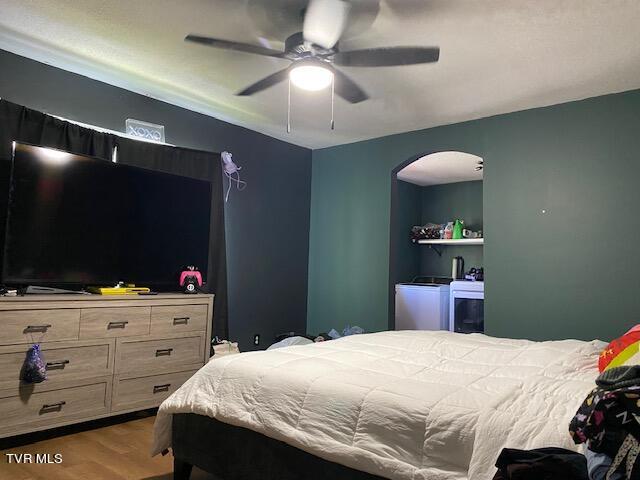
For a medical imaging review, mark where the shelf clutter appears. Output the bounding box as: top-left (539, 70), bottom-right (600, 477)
top-left (417, 238), bottom-right (484, 245)
top-left (411, 220), bottom-right (482, 245)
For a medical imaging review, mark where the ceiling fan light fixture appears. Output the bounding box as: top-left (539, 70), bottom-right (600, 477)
top-left (289, 64), bottom-right (334, 91)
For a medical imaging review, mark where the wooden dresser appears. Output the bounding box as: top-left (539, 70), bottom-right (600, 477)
top-left (0, 293), bottom-right (213, 438)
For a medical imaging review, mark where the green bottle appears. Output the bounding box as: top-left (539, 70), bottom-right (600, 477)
top-left (452, 219), bottom-right (464, 240)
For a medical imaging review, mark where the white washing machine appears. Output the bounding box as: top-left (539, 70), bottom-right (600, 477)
top-left (395, 282), bottom-right (450, 331)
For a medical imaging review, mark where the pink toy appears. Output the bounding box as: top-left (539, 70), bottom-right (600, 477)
top-left (179, 266), bottom-right (203, 294)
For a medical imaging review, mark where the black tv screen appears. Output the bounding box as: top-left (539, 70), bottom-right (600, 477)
top-left (1, 143), bottom-right (211, 289)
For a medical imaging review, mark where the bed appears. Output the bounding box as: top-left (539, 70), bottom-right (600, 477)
top-left (152, 330), bottom-right (605, 480)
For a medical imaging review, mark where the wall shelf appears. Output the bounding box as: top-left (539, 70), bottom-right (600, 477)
top-left (417, 238), bottom-right (484, 245)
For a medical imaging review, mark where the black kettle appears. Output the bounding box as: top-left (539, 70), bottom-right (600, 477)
top-left (451, 256), bottom-right (464, 280)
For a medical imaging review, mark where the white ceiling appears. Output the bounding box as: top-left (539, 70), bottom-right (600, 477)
top-left (1, 1), bottom-right (640, 149)
top-left (397, 151), bottom-right (482, 186)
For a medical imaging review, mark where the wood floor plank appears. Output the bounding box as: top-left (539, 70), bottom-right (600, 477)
top-left (0, 413), bottom-right (219, 480)
top-left (61, 461), bottom-right (126, 480)
top-left (82, 428), bottom-right (137, 454)
top-left (0, 461), bottom-right (34, 480)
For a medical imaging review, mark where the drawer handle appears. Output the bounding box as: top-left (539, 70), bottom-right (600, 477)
top-left (155, 348), bottom-right (173, 357)
top-left (46, 360), bottom-right (70, 369)
top-left (153, 384), bottom-right (171, 393)
top-left (24, 324), bottom-right (52, 333)
top-left (107, 321), bottom-right (129, 329)
top-left (41, 401), bottom-right (66, 413)
top-left (173, 317), bottom-right (190, 325)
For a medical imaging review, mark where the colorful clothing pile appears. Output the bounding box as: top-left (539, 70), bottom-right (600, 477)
top-left (570, 366), bottom-right (640, 479)
top-left (599, 326), bottom-right (640, 372)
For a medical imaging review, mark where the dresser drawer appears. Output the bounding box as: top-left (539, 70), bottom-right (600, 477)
top-left (112, 370), bottom-right (196, 412)
top-left (150, 305), bottom-right (208, 335)
top-left (0, 309), bottom-right (80, 345)
top-left (115, 333), bottom-right (206, 374)
top-left (0, 379), bottom-right (110, 435)
top-left (80, 307), bottom-right (150, 339)
top-left (0, 340), bottom-right (114, 390)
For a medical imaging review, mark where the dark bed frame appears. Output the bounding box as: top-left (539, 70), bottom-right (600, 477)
top-left (172, 413), bottom-right (386, 480)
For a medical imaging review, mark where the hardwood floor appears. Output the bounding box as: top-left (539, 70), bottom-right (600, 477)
top-left (0, 411), bottom-right (217, 480)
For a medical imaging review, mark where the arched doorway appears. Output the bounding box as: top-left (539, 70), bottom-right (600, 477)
top-left (388, 151), bottom-right (484, 331)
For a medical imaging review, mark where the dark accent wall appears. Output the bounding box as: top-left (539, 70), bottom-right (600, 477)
top-left (419, 181), bottom-right (483, 277)
top-left (0, 49), bottom-right (312, 351)
top-left (308, 89), bottom-right (640, 342)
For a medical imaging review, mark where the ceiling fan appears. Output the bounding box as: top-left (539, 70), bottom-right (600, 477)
top-left (184, 0), bottom-right (440, 104)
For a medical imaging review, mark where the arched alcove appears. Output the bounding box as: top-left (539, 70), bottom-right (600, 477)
top-left (388, 151), bottom-right (484, 330)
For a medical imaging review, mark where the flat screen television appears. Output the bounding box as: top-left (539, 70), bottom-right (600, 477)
top-left (0, 143), bottom-right (212, 290)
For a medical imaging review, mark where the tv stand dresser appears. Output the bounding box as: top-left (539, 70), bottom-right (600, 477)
top-left (0, 293), bottom-right (214, 438)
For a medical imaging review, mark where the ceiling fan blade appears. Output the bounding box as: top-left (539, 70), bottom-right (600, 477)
top-left (303, 0), bottom-right (350, 49)
top-left (331, 67), bottom-right (368, 103)
top-left (247, 0), bottom-right (379, 43)
top-left (236, 67), bottom-right (291, 96)
top-left (333, 46), bottom-right (440, 67)
top-left (185, 34), bottom-right (285, 58)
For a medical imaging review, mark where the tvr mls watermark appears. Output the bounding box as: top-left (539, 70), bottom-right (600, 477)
top-left (5, 453), bottom-right (62, 464)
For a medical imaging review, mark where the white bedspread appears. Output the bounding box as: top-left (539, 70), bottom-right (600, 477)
top-left (152, 330), bottom-right (604, 480)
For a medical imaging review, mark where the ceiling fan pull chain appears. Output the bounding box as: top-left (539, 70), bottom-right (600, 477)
top-left (287, 77), bottom-right (292, 134)
top-left (330, 74), bottom-right (335, 130)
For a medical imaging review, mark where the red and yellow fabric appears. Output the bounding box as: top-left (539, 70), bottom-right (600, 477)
top-left (599, 325), bottom-right (640, 372)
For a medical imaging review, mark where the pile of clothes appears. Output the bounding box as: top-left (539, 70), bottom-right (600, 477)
top-left (492, 447), bottom-right (588, 479)
top-left (490, 366), bottom-right (640, 479)
top-left (569, 365), bottom-right (640, 479)
top-left (493, 325), bottom-right (640, 480)
top-left (267, 325), bottom-right (365, 350)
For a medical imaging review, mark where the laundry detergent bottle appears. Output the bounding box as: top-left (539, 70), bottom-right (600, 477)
top-left (452, 219), bottom-right (464, 240)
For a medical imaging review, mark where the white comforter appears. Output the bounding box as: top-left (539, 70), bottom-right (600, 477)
top-left (152, 330), bottom-right (604, 480)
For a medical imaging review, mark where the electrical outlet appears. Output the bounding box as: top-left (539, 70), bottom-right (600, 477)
top-left (253, 334), bottom-right (260, 346)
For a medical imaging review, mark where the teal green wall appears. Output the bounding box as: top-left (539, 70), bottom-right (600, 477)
top-left (419, 181), bottom-right (483, 278)
top-left (308, 89), bottom-right (640, 341)
top-left (308, 119), bottom-right (487, 334)
top-left (394, 180), bottom-right (422, 284)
